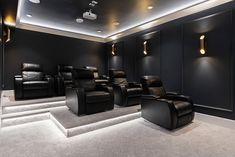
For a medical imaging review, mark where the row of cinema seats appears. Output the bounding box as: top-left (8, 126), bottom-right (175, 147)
top-left (14, 63), bottom-right (194, 130)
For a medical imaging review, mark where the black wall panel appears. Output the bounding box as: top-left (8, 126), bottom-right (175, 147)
top-left (160, 26), bottom-right (183, 93)
top-left (106, 3), bottom-right (235, 119)
top-left (123, 36), bottom-right (136, 82)
top-left (183, 11), bottom-right (232, 112)
top-left (4, 29), bottom-right (106, 89)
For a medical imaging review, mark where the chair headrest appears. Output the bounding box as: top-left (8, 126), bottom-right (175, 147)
top-left (58, 65), bottom-right (73, 72)
top-left (84, 66), bottom-right (98, 72)
top-left (141, 76), bottom-right (163, 87)
top-left (109, 70), bottom-right (126, 78)
top-left (72, 69), bottom-right (94, 79)
top-left (22, 63), bottom-right (42, 72)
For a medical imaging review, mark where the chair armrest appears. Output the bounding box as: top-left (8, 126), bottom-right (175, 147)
top-left (141, 95), bottom-right (178, 130)
top-left (14, 75), bottom-right (22, 78)
top-left (112, 84), bottom-right (128, 106)
top-left (44, 75), bottom-right (54, 84)
top-left (100, 75), bottom-right (109, 80)
top-left (165, 95), bottom-right (193, 104)
top-left (14, 76), bottom-right (23, 100)
top-left (44, 75), bottom-right (54, 95)
top-left (96, 84), bottom-right (113, 93)
top-left (66, 87), bottom-right (85, 115)
top-left (128, 82), bottom-right (142, 88)
top-left (166, 92), bottom-right (179, 96)
top-left (54, 75), bottom-right (65, 95)
top-left (141, 95), bottom-right (160, 100)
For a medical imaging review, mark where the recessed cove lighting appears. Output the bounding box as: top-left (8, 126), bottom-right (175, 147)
top-left (113, 21), bottom-right (120, 26)
top-left (76, 18), bottom-right (84, 23)
top-left (29, 0), bottom-right (40, 4)
top-left (26, 14), bottom-right (32, 18)
top-left (147, 6), bottom-right (154, 10)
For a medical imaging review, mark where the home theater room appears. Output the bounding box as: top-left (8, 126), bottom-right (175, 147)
top-left (1, 0), bottom-right (235, 156)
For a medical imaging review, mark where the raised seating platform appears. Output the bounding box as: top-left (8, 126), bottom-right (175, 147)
top-left (51, 105), bottom-right (141, 137)
top-left (0, 90), bottom-right (141, 137)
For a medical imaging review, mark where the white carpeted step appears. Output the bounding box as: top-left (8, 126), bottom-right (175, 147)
top-left (2, 100), bottom-right (66, 114)
top-left (1, 112), bottom-right (50, 127)
top-left (1, 106), bottom-right (68, 128)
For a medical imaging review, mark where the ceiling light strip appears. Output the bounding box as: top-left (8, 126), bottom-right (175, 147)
top-left (17, 22), bottom-right (106, 43)
top-left (105, 0), bottom-right (233, 42)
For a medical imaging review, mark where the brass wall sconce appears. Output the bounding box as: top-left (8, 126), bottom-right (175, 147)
top-left (0, 27), bottom-right (11, 43)
top-left (143, 41), bottom-right (147, 55)
top-left (200, 35), bottom-right (206, 55)
top-left (111, 44), bottom-right (115, 56)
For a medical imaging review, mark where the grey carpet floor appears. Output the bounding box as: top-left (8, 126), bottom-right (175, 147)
top-left (1, 113), bottom-right (235, 157)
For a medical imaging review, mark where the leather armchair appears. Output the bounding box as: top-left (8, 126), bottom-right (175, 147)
top-left (66, 68), bottom-right (114, 115)
top-left (55, 65), bottom-right (73, 96)
top-left (84, 66), bottom-right (109, 85)
top-left (14, 63), bottom-right (54, 100)
top-left (109, 70), bottom-right (142, 107)
top-left (141, 76), bottom-right (194, 130)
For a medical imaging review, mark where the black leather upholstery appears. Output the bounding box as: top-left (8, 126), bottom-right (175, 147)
top-left (14, 63), bottom-right (54, 100)
top-left (55, 65), bottom-right (73, 96)
top-left (141, 76), bottom-right (194, 130)
top-left (66, 69), bottom-right (114, 115)
top-left (84, 66), bottom-right (109, 85)
top-left (109, 70), bottom-right (142, 106)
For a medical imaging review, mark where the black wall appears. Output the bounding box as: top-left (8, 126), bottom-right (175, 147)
top-left (4, 29), bottom-right (106, 89)
top-left (106, 2), bottom-right (235, 119)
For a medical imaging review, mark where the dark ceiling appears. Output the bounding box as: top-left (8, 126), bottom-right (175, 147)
top-left (16, 0), bottom-right (207, 38)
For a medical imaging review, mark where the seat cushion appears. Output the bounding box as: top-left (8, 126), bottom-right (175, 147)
top-left (60, 72), bottom-right (72, 80)
top-left (127, 88), bottom-right (142, 97)
top-left (173, 101), bottom-right (193, 117)
top-left (86, 91), bottom-right (110, 103)
top-left (23, 81), bottom-right (49, 90)
top-left (95, 79), bottom-right (108, 84)
top-left (22, 71), bottom-right (43, 81)
top-left (64, 80), bottom-right (73, 86)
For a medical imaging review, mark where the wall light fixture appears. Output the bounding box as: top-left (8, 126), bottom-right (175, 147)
top-left (1, 27), bottom-right (11, 43)
top-left (112, 44), bottom-right (115, 56)
top-left (143, 41), bottom-right (148, 55)
top-left (200, 35), bottom-right (206, 55)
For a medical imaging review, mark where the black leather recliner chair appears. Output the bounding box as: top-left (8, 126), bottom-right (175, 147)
top-left (14, 63), bottom-right (54, 100)
top-left (141, 76), bottom-right (194, 130)
top-left (84, 66), bottom-right (109, 85)
top-left (66, 69), bottom-right (114, 115)
top-left (109, 70), bottom-right (142, 107)
top-left (55, 65), bottom-right (73, 96)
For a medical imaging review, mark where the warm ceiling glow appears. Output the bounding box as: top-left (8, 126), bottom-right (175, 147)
top-left (113, 21), bottom-right (120, 26)
top-left (17, 0), bottom-right (232, 42)
top-left (4, 15), bottom-right (16, 27)
top-left (148, 6), bottom-right (154, 10)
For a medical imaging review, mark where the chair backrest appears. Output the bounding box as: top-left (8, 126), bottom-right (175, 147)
top-left (84, 66), bottom-right (99, 79)
top-left (21, 63), bottom-right (43, 81)
top-left (109, 70), bottom-right (128, 86)
top-left (141, 76), bottom-right (166, 97)
top-left (58, 65), bottom-right (73, 80)
top-left (72, 69), bottom-right (96, 91)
